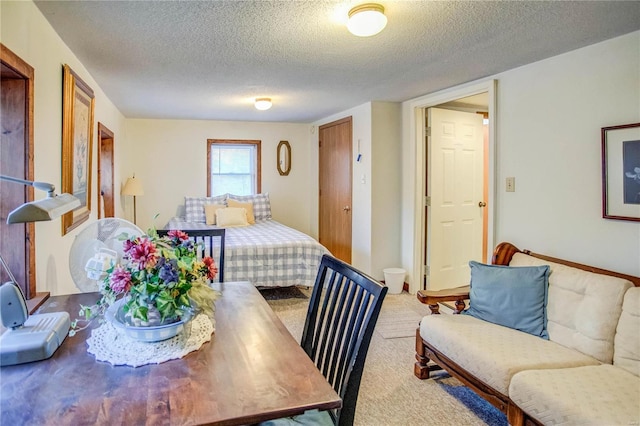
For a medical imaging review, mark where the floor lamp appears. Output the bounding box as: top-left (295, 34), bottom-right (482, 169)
top-left (122, 175), bottom-right (144, 225)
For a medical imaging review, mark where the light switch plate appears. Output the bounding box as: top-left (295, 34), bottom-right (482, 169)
top-left (506, 177), bottom-right (515, 192)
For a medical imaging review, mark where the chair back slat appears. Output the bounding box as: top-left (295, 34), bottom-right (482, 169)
top-left (157, 228), bottom-right (225, 283)
top-left (322, 277), bottom-right (352, 379)
top-left (301, 254), bottom-right (387, 426)
top-left (327, 280), bottom-right (359, 388)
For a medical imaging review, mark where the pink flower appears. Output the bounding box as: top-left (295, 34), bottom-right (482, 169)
top-left (109, 266), bottom-right (132, 294)
top-left (122, 239), bottom-right (135, 253)
top-left (167, 229), bottom-right (189, 241)
top-left (128, 237), bottom-right (158, 270)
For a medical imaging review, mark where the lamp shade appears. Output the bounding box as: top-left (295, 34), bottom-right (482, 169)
top-left (0, 174), bottom-right (80, 224)
top-left (6, 194), bottom-right (81, 224)
top-left (122, 176), bottom-right (144, 196)
top-left (254, 98), bottom-right (272, 111)
top-left (347, 3), bottom-right (387, 37)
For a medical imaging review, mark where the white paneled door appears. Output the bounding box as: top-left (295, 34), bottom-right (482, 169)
top-left (427, 107), bottom-right (484, 290)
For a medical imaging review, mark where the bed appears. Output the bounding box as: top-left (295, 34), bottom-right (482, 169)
top-left (163, 194), bottom-right (329, 288)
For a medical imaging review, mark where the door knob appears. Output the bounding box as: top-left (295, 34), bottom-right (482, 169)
top-left (478, 201), bottom-right (487, 207)
top-left (343, 206), bottom-right (351, 212)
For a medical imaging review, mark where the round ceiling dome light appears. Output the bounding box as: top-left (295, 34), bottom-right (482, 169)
top-left (347, 3), bottom-right (387, 37)
top-left (254, 97), bottom-right (272, 111)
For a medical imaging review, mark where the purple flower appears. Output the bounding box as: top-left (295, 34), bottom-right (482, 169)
top-left (159, 259), bottom-right (179, 283)
top-left (181, 239), bottom-right (194, 251)
top-left (109, 266), bottom-right (132, 294)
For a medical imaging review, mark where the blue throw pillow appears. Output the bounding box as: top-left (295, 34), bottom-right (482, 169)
top-left (463, 261), bottom-right (550, 339)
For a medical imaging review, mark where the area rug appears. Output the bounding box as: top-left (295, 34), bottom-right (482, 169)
top-left (375, 317), bottom-right (423, 339)
top-left (436, 378), bottom-right (508, 426)
top-left (259, 286), bottom-right (310, 301)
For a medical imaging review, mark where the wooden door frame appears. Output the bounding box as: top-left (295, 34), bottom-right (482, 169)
top-left (0, 43), bottom-right (41, 308)
top-left (97, 122), bottom-right (115, 218)
top-left (405, 79), bottom-right (497, 294)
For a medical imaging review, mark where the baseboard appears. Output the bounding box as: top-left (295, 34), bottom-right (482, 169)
top-left (380, 280), bottom-right (409, 293)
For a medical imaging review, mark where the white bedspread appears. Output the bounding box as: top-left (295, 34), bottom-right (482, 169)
top-left (165, 218), bottom-right (330, 288)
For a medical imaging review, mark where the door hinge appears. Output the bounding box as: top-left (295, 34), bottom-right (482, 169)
top-left (424, 196), bottom-right (431, 207)
top-left (426, 126), bottom-right (431, 137)
top-left (423, 265), bottom-right (430, 277)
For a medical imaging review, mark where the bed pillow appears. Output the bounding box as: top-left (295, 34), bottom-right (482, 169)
top-left (227, 199), bottom-right (256, 224)
top-left (463, 260), bottom-right (550, 339)
top-left (216, 207), bottom-right (249, 227)
top-left (185, 195), bottom-right (227, 223)
top-left (227, 193), bottom-right (271, 220)
top-left (204, 204), bottom-right (226, 225)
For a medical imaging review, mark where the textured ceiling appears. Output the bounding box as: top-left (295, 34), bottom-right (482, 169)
top-left (34, 1), bottom-right (640, 123)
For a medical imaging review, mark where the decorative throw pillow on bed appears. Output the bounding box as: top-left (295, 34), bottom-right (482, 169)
top-left (463, 260), bottom-right (551, 339)
top-left (227, 199), bottom-right (256, 224)
top-left (227, 193), bottom-right (271, 221)
top-left (216, 207), bottom-right (249, 227)
top-left (185, 195), bottom-right (227, 223)
top-left (204, 204), bottom-right (226, 225)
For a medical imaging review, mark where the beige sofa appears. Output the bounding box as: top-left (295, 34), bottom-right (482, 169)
top-left (414, 242), bottom-right (640, 426)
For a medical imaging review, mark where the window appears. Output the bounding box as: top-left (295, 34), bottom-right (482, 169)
top-left (207, 139), bottom-right (261, 196)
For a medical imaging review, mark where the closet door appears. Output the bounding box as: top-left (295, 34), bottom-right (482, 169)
top-left (319, 116), bottom-right (352, 263)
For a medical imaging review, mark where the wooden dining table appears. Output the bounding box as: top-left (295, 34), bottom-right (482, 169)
top-left (0, 281), bottom-right (341, 425)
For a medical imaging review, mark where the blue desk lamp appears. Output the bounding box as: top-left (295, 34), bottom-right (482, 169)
top-left (0, 175), bottom-right (80, 366)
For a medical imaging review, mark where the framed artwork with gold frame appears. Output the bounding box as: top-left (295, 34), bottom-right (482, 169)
top-left (61, 64), bottom-right (95, 235)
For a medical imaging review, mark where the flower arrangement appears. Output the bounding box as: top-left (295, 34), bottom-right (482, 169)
top-left (71, 229), bottom-right (220, 334)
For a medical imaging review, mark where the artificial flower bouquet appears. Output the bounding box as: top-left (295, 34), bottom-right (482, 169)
top-left (71, 229), bottom-right (220, 334)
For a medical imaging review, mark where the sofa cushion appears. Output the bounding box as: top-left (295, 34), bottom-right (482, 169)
top-left (509, 364), bottom-right (640, 425)
top-left (464, 261), bottom-right (550, 339)
top-left (614, 286), bottom-right (640, 376)
top-left (420, 313), bottom-right (600, 395)
top-left (509, 253), bottom-right (633, 363)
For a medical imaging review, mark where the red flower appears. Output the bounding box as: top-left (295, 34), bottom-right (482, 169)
top-left (202, 256), bottom-right (218, 280)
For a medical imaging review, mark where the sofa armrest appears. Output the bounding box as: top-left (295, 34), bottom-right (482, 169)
top-left (416, 285), bottom-right (470, 314)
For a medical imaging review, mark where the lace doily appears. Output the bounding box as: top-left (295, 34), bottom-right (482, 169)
top-left (86, 314), bottom-right (214, 367)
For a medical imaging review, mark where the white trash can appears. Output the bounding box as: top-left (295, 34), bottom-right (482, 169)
top-left (383, 268), bottom-right (406, 294)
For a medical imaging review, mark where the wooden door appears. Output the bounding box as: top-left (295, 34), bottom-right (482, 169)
top-left (427, 107), bottom-right (484, 290)
top-left (319, 117), bottom-right (352, 263)
top-left (0, 44), bottom-right (35, 299)
top-left (97, 123), bottom-right (115, 218)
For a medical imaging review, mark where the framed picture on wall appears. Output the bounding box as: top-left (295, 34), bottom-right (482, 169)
top-left (61, 64), bottom-right (95, 235)
top-left (602, 122), bottom-right (640, 222)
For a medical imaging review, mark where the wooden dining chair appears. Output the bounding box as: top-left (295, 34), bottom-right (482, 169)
top-left (261, 254), bottom-right (387, 426)
top-left (157, 228), bottom-right (225, 283)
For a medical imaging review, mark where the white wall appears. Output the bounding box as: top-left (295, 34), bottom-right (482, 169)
top-left (1, 1), bottom-right (127, 296)
top-left (402, 31), bottom-right (640, 280)
top-left (494, 31), bottom-right (640, 275)
top-left (371, 102), bottom-right (402, 278)
top-left (123, 119), bottom-right (312, 234)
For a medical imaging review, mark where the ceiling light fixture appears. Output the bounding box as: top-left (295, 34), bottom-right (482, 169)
top-left (255, 98), bottom-right (272, 111)
top-left (347, 3), bottom-right (387, 37)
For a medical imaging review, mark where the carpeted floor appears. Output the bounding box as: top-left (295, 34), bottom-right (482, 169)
top-left (262, 287), bottom-right (508, 426)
